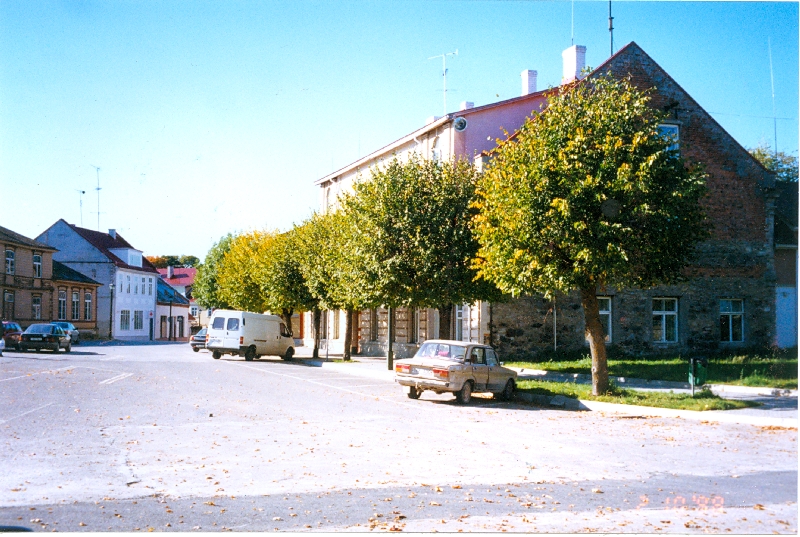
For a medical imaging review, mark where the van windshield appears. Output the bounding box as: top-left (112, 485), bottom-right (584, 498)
top-left (212, 317), bottom-right (225, 330)
top-left (226, 318), bottom-right (240, 331)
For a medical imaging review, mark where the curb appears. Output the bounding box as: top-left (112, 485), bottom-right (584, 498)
top-left (515, 392), bottom-right (798, 428)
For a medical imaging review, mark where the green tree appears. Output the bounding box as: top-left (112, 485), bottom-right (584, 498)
top-left (216, 231), bottom-right (271, 313)
top-left (749, 143), bottom-right (798, 182)
top-left (342, 154), bottom-right (500, 339)
top-left (473, 74), bottom-right (708, 395)
top-left (193, 234), bottom-right (234, 310)
top-left (145, 255), bottom-right (200, 268)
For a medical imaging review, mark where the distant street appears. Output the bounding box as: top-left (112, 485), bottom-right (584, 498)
top-left (1, 343), bottom-right (796, 533)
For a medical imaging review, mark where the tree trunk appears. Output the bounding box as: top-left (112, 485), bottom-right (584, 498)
top-left (349, 309), bottom-right (359, 355)
top-left (312, 308), bottom-right (321, 359)
top-left (281, 308), bottom-right (294, 336)
top-left (581, 288), bottom-right (609, 395)
top-left (343, 308), bottom-right (353, 361)
top-left (438, 304), bottom-right (453, 340)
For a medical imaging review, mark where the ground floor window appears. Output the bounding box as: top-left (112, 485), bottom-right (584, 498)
top-left (177, 316), bottom-right (184, 338)
top-left (84, 292), bottom-right (92, 320)
top-left (120, 310), bottom-right (131, 331)
top-left (598, 297), bottom-right (612, 342)
top-left (652, 298), bottom-right (678, 343)
top-left (720, 299), bottom-right (744, 342)
top-left (3, 290), bottom-right (14, 319)
top-left (32, 295), bottom-right (41, 320)
top-left (134, 310), bottom-right (144, 330)
top-left (455, 306), bottom-right (464, 341)
top-left (58, 291), bottom-right (67, 320)
top-left (332, 310), bottom-right (340, 340)
top-left (72, 291), bottom-right (80, 320)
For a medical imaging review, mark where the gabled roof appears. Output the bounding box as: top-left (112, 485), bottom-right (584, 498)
top-left (52, 261), bottom-right (102, 286)
top-left (157, 267), bottom-right (197, 287)
top-left (0, 225), bottom-right (58, 251)
top-left (58, 220), bottom-right (159, 274)
top-left (156, 278), bottom-right (190, 306)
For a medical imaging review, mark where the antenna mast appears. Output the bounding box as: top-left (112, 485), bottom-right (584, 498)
top-left (609, 0), bottom-right (614, 56)
top-left (75, 189), bottom-right (86, 227)
top-left (91, 165), bottom-right (101, 231)
top-left (428, 49), bottom-right (458, 116)
top-left (768, 38), bottom-right (778, 160)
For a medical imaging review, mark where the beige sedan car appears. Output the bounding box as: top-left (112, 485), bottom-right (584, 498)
top-left (394, 340), bottom-right (517, 404)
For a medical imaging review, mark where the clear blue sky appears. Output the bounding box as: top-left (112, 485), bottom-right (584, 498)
top-left (1, 1), bottom-right (797, 259)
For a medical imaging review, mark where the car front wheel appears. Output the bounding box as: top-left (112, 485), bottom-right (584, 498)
top-left (456, 381), bottom-right (472, 405)
top-left (498, 379), bottom-right (515, 401)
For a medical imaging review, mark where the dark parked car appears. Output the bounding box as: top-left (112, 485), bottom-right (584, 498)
top-left (190, 328), bottom-right (207, 352)
top-left (51, 322), bottom-right (80, 344)
top-left (20, 324), bottom-right (71, 353)
top-left (2, 321), bottom-right (23, 350)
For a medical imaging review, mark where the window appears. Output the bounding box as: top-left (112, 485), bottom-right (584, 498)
top-left (3, 291), bottom-right (14, 319)
top-left (84, 292), bottom-right (92, 320)
top-left (58, 291), bottom-right (67, 320)
top-left (212, 317), bottom-right (225, 330)
top-left (134, 310), bottom-right (144, 330)
top-left (470, 347), bottom-right (485, 364)
top-left (455, 306), bottom-right (464, 341)
top-left (32, 295), bottom-right (41, 320)
top-left (33, 254), bottom-right (42, 278)
top-left (120, 310), bottom-right (131, 330)
top-left (190, 305), bottom-right (199, 317)
top-left (72, 291), bottom-right (80, 320)
top-left (126, 275), bottom-right (130, 294)
top-left (5, 249), bottom-right (14, 275)
top-left (658, 124), bottom-right (680, 152)
top-left (486, 348), bottom-right (499, 367)
top-left (598, 297), bottom-right (612, 342)
top-left (148, 278), bottom-right (153, 295)
top-left (134, 279), bottom-right (138, 294)
top-left (720, 299), bottom-right (744, 342)
top-left (652, 298), bottom-right (678, 343)
top-left (226, 318), bottom-right (239, 331)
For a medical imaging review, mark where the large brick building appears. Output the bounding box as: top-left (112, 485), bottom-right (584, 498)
top-left (311, 42), bottom-right (790, 357)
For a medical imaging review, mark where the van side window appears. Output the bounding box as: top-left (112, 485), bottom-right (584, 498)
top-left (226, 318), bottom-right (240, 331)
top-left (212, 317), bottom-right (225, 330)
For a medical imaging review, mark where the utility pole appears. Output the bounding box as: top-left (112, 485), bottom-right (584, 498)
top-left (428, 49), bottom-right (458, 116)
top-left (609, 0), bottom-right (614, 56)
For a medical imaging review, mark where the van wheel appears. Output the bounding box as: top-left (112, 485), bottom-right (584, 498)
top-left (244, 346), bottom-right (256, 361)
top-left (212, 351), bottom-right (221, 360)
top-left (282, 347), bottom-right (294, 361)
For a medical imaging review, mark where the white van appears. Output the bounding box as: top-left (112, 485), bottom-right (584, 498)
top-left (206, 309), bottom-right (295, 361)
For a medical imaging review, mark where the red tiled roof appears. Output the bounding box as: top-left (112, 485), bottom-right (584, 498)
top-left (157, 267), bottom-right (197, 287)
top-left (64, 220), bottom-right (159, 274)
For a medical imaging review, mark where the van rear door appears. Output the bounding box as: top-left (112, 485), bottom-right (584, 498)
top-left (223, 316), bottom-right (241, 350)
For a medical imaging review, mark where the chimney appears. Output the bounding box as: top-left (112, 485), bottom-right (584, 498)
top-left (521, 70), bottom-right (538, 96)
top-left (561, 45), bottom-right (587, 84)
top-left (108, 229), bottom-right (116, 239)
top-left (459, 101), bottom-right (474, 111)
top-left (167, 266), bottom-right (174, 279)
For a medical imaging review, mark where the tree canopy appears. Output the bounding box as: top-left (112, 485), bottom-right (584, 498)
top-left (749, 143), bottom-right (798, 183)
top-left (145, 255), bottom-right (200, 268)
top-left (473, 74), bottom-right (709, 394)
top-left (192, 234), bottom-right (234, 310)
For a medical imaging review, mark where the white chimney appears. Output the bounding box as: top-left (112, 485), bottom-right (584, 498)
top-left (167, 266), bottom-right (174, 279)
top-left (521, 70), bottom-right (538, 95)
top-left (108, 229), bottom-right (116, 239)
top-left (561, 45), bottom-right (587, 84)
top-left (460, 101), bottom-right (474, 111)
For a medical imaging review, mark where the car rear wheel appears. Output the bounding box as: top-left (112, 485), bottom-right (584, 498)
top-left (283, 347), bottom-right (294, 361)
top-left (212, 351), bottom-right (221, 360)
top-left (456, 381), bottom-right (473, 405)
top-left (244, 346), bottom-right (256, 361)
top-left (192, 347), bottom-right (199, 352)
top-left (406, 386), bottom-right (421, 399)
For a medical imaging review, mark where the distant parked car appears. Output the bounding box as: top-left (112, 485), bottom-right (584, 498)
top-left (51, 322), bottom-right (80, 344)
top-left (190, 328), bottom-right (207, 352)
top-left (20, 324), bottom-right (71, 353)
top-left (394, 340), bottom-right (517, 404)
top-left (0, 336), bottom-right (5, 356)
top-left (2, 320), bottom-right (23, 350)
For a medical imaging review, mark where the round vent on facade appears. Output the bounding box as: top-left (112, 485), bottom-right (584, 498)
top-left (453, 117), bottom-right (468, 132)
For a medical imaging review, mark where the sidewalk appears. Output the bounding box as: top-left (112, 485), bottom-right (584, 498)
top-left (291, 346), bottom-right (798, 427)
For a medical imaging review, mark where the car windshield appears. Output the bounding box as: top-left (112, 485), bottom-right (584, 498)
top-left (197, 328), bottom-right (207, 336)
top-left (26, 324), bottom-right (55, 334)
top-left (53, 322), bottom-right (69, 329)
top-left (415, 342), bottom-right (467, 362)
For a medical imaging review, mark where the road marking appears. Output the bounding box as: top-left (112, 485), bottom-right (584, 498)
top-left (0, 402), bottom-right (54, 424)
top-left (0, 366), bottom-right (75, 382)
top-left (340, 383), bottom-right (395, 388)
top-left (99, 372), bottom-right (133, 385)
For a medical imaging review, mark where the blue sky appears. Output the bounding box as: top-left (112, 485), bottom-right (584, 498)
top-left (1, 1), bottom-right (797, 259)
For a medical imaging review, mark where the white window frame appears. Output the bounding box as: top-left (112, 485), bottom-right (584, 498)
top-left (71, 291), bottom-right (80, 320)
top-left (658, 124), bottom-right (680, 152)
top-left (134, 310), bottom-right (144, 331)
top-left (598, 297), bottom-right (612, 343)
top-left (32, 295), bottom-right (41, 320)
top-left (33, 254), bottom-right (42, 278)
top-left (455, 305), bottom-right (464, 341)
top-left (5, 249), bottom-right (15, 275)
top-left (720, 299), bottom-right (744, 342)
top-left (58, 291), bottom-right (67, 320)
top-left (652, 298), bottom-right (678, 343)
top-left (120, 310), bottom-right (131, 331)
top-left (84, 292), bottom-right (92, 321)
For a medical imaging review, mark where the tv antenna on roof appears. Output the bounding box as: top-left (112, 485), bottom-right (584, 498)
top-left (428, 49), bottom-right (458, 116)
top-left (608, 0), bottom-right (615, 55)
top-left (90, 165), bottom-right (101, 231)
top-left (74, 189), bottom-right (86, 227)
top-left (768, 37), bottom-right (778, 160)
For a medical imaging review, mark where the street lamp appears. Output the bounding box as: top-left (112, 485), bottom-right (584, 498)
top-left (108, 283), bottom-right (115, 340)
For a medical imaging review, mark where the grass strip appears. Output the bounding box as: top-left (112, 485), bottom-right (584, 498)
top-left (517, 380), bottom-right (760, 411)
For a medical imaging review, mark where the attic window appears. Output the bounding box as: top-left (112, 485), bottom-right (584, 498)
top-left (658, 124), bottom-right (680, 152)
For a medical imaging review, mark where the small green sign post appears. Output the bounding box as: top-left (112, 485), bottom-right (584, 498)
top-left (689, 357), bottom-right (708, 396)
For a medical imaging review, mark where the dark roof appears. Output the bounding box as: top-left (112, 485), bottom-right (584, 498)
top-left (0, 225), bottom-right (58, 251)
top-left (157, 278), bottom-right (190, 306)
top-left (774, 181), bottom-right (798, 246)
top-left (60, 220), bottom-right (159, 274)
top-left (52, 261), bottom-right (102, 286)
